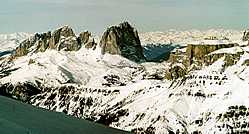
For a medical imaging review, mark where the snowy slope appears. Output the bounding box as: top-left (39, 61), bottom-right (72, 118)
top-left (0, 46), bottom-right (143, 87)
top-left (0, 30), bottom-right (249, 134)
top-left (0, 96), bottom-right (129, 134)
top-left (27, 52), bottom-right (249, 133)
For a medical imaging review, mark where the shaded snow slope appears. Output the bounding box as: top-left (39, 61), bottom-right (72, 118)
top-left (0, 95), bottom-right (130, 134)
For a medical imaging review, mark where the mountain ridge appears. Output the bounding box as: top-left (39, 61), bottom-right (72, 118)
top-left (0, 22), bottom-right (249, 133)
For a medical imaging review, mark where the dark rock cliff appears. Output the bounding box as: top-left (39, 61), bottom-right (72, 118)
top-left (100, 22), bottom-right (146, 62)
top-left (14, 26), bottom-right (85, 57)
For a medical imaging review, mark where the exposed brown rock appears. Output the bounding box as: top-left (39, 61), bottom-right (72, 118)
top-left (57, 36), bottom-right (79, 51)
top-left (205, 51), bottom-right (244, 67)
top-left (78, 31), bottom-right (97, 49)
top-left (100, 22), bottom-right (145, 62)
top-left (36, 32), bottom-right (51, 52)
top-left (15, 32), bottom-right (51, 57)
top-left (165, 41), bottom-right (239, 80)
top-left (186, 43), bottom-right (237, 66)
top-left (78, 31), bottom-right (91, 45)
top-left (14, 26), bottom-right (82, 57)
top-left (242, 59), bottom-right (249, 66)
top-left (49, 26), bottom-right (80, 51)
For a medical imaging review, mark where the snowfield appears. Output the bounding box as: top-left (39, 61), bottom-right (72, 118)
top-left (1, 47), bottom-right (144, 87)
top-left (1, 30), bottom-right (249, 133)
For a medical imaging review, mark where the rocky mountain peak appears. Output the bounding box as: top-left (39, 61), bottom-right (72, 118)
top-left (100, 22), bottom-right (145, 62)
top-left (49, 25), bottom-right (79, 50)
top-left (78, 31), bottom-right (97, 49)
top-left (119, 21), bottom-right (134, 31)
top-left (14, 25), bottom-right (81, 57)
top-left (78, 31), bottom-right (91, 44)
top-left (2, 27), bottom-right (249, 134)
top-left (52, 25), bottom-right (75, 40)
top-left (13, 22), bottom-right (146, 62)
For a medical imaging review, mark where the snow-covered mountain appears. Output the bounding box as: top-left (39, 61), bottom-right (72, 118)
top-left (0, 33), bottom-right (31, 57)
top-left (0, 23), bottom-right (249, 134)
top-left (139, 29), bottom-right (243, 46)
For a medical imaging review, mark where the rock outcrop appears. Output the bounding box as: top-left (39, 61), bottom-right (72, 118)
top-left (165, 40), bottom-right (239, 80)
top-left (205, 46), bottom-right (244, 67)
top-left (0, 82), bottom-right (41, 102)
top-left (242, 30), bottom-right (249, 46)
top-left (15, 32), bottom-right (51, 57)
top-left (14, 26), bottom-right (82, 57)
top-left (186, 42), bottom-right (237, 66)
top-left (14, 22), bottom-right (145, 62)
top-left (165, 65), bottom-right (186, 80)
top-left (78, 31), bottom-right (97, 49)
top-left (242, 30), bottom-right (249, 41)
top-left (100, 22), bottom-right (145, 62)
top-left (49, 26), bottom-right (80, 51)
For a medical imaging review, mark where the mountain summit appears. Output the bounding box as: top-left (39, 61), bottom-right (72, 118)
top-left (14, 25), bottom-right (80, 57)
top-left (13, 22), bottom-right (146, 63)
top-left (100, 22), bottom-right (146, 62)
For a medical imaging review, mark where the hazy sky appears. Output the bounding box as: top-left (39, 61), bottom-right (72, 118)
top-left (1, 0), bottom-right (249, 34)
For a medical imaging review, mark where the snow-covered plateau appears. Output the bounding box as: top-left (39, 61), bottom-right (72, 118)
top-left (0, 26), bottom-right (249, 134)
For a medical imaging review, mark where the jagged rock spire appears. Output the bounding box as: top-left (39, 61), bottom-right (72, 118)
top-left (78, 31), bottom-right (97, 49)
top-left (49, 25), bottom-right (77, 50)
top-left (14, 25), bottom-right (81, 57)
top-left (100, 21), bottom-right (146, 62)
top-left (14, 22), bottom-right (146, 63)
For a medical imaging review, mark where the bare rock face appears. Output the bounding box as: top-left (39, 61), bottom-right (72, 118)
top-left (14, 26), bottom-right (82, 57)
top-left (186, 43), bottom-right (237, 66)
top-left (242, 30), bottom-right (249, 41)
top-left (165, 41), bottom-right (238, 80)
top-left (165, 65), bottom-right (186, 80)
top-left (57, 36), bottom-right (79, 51)
top-left (100, 22), bottom-right (145, 62)
top-left (78, 31), bottom-right (91, 45)
top-left (0, 82), bottom-right (41, 102)
top-left (78, 31), bottom-right (97, 49)
top-left (15, 32), bottom-right (51, 57)
top-left (205, 51), bottom-right (244, 67)
top-left (36, 32), bottom-right (51, 52)
top-left (242, 30), bottom-right (249, 46)
top-left (49, 26), bottom-right (80, 51)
